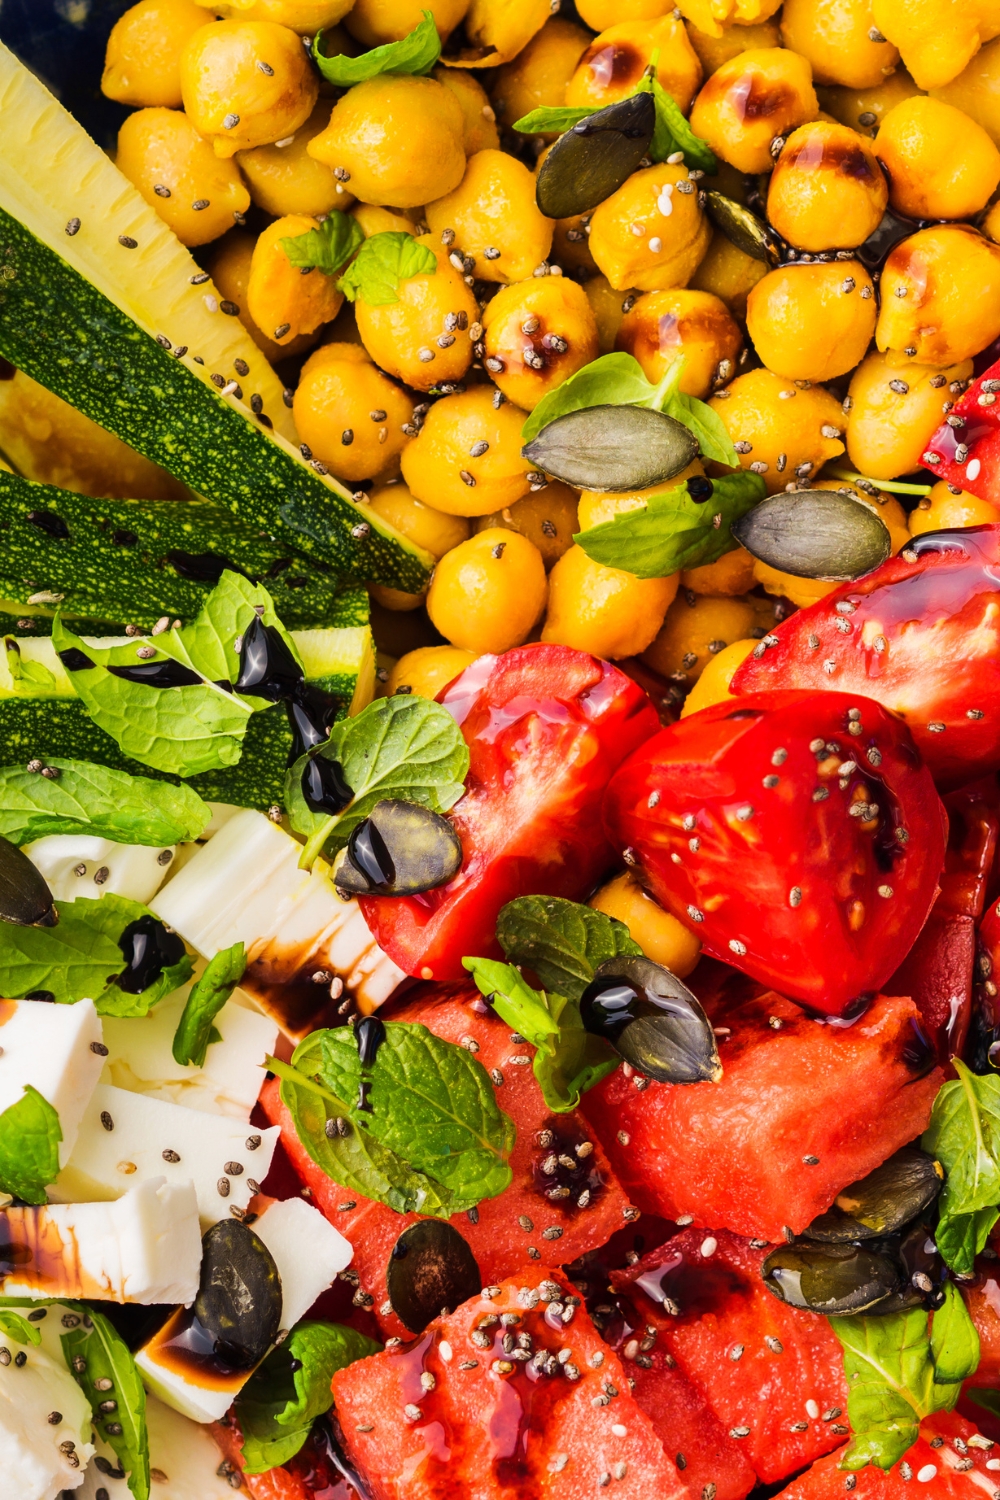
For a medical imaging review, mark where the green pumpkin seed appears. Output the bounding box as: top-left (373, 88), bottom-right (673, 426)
top-left (761, 1239), bottom-right (901, 1315)
top-left (581, 956), bottom-right (722, 1085)
top-left (535, 94), bottom-right (656, 221)
top-left (333, 799), bottom-right (463, 898)
top-left (732, 488), bottom-right (891, 580)
top-left (807, 1148), bottom-right (943, 1242)
top-left (522, 404), bottom-right (699, 492)
top-left (705, 192), bottom-right (781, 265)
top-left (0, 835), bottom-right (56, 928)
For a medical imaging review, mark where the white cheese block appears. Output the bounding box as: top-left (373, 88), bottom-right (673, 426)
top-left (25, 835), bottom-right (175, 906)
top-left (77, 1392), bottom-right (238, 1500)
top-left (0, 998), bottom-right (105, 1167)
top-left (101, 980), bottom-right (278, 1120)
top-left (2, 1178), bottom-right (201, 1306)
top-left (48, 1084), bottom-right (279, 1229)
top-left (0, 1335), bottom-right (94, 1500)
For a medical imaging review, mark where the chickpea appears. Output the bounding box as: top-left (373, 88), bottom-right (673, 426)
top-left (472, 483), bottom-right (580, 569)
top-left (550, 209), bottom-right (598, 276)
top-left (205, 0), bottom-right (353, 24)
top-left (909, 480), bottom-right (1000, 537)
top-left (388, 645), bottom-right (477, 699)
top-left (689, 49), bottom-right (818, 176)
top-left (492, 18), bottom-right (591, 133)
top-left (425, 150), bottom-right (552, 285)
top-left (566, 17), bottom-right (703, 116)
top-left (752, 561), bottom-right (837, 608)
top-left (345, 0), bottom-right (467, 47)
top-left (433, 68), bottom-right (501, 156)
top-left (576, 467), bottom-right (704, 535)
top-left (681, 544), bottom-right (756, 594)
top-left (292, 344), bottom-right (413, 486)
top-left (589, 870), bottom-right (701, 975)
top-left (584, 276), bottom-right (637, 354)
top-left (354, 238), bottom-right (478, 392)
top-left (366, 482), bottom-right (471, 610)
top-left (205, 230), bottom-right (318, 361)
top-left (875, 97), bottom-right (1000, 220)
top-left (779, 0), bottom-right (899, 90)
top-left (689, 230), bottom-right (767, 319)
top-left (675, 0), bottom-right (782, 40)
top-left (180, 21), bottom-right (317, 158)
top-left (481, 279), bottom-right (599, 411)
top-left (875, 226), bottom-right (1000, 367)
top-left (746, 260), bottom-right (876, 383)
top-left (427, 529), bottom-right (548, 654)
top-left (767, 122), bottom-right (886, 251)
top-left (453, 0), bottom-right (551, 68)
top-left (542, 544), bottom-right (679, 658)
top-left (589, 164), bottom-right (712, 293)
top-left (687, 19), bottom-right (781, 75)
top-left (817, 68), bottom-right (922, 138)
top-left (246, 215), bottom-right (343, 347)
top-left (642, 589), bottom-right (767, 688)
top-left (235, 103), bottom-right (350, 217)
top-left (103, 0), bottom-right (210, 108)
top-left (932, 37), bottom-right (1000, 147)
top-left (616, 289), bottom-right (742, 399)
top-left (115, 108), bottom-right (250, 248)
top-left (401, 386), bottom-right (533, 517)
top-left (351, 204), bottom-right (415, 236)
top-left (985, 201), bottom-right (1000, 245)
top-left (708, 368), bottom-right (846, 493)
top-left (577, 0), bottom-right (676, 29)
top-left (846, 351), bottom-right (974, 479)
top-left (680, 637), bottom-right (755, 715)
top-left (870, 0), bottom-right (1000, 92)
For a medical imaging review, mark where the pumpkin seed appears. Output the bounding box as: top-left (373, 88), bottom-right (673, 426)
top-left (761, 1239), bottom-right (901, 1315)
top-left (535, 94), bottom-right (656, 221)
top-left (0, 835), bottom-right (56, 928)
top-left (522, 404), bottom-right (699, 492)
top-left (386, 1220), bottom-right (481, 1333)
top-left (194, 1219), bottom-right (282, 1370)
top-left (732, 489), bottom-right (891, 580)
top-left (855, 1223), bottom-right (946, 1317)
top-left (334, 799), bottom-right (463, 898)
top-left (705, 192), bottom-right (782, 266)
top-left (806, 1148), bottom-right (943, 1242)
top-left (580, 956), bottom-right (722, 1085)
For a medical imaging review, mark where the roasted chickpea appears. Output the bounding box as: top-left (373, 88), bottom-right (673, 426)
top-left (752, 560), bottom-right (836, 607)
top-left (589, 164), bottom-right (712, 293)
top-left (875, 97), bottom-right (1000, 220)
top-left (451, 0), bottom-right (551, 68)
top-left (492, 18), bottom-right (591, 133)
top-left (201, 0), bottom-right (353, 26)
top-left (779, 0), bottom-right (899, 90)
top-left (617, 289), bottom-right (742, 399)
top-left (577, 0), bottom-right (677, 28)
top-left (205, 230), bottom-right (317, 360)
top-left (870, 0), bottom-right (1000, 92)
top-left (103, 0), bottom-right (210, 107)
top-left (388, 645), bottom-right (477, 699)
top-left (246, 215), bottom-right (343, 346)
top-left (687, 19), bottom-right (779, 75)
top-left (817, 68), bottom-right (922, 137)
top-left (932, 37), bottom-right (1000, 146)
top-left (425, 150), bottom-right (552, 285)
top-left (985, 200), bottom-right (1000, 245)
top-left (746, 260), bottom-right (876, 383)
top-left (401, 386), bottom-right (533, 517)
top-left (589, 870), bottom-right (701, 975)
top-left (308, 76), bottom-right (465, 209)
top-left (346, 0), bottom-right (467, 47)
top-left (427, 528), bottom-right (548, 654)
top-left (909, 480), bottom-right (1000, 536)
top-left (576, 464), bottom-right (706, 531)
top-left (846, 351), bottom-right (974, 478)
top-left (566, 17), bottom-right (703, 115)
top-left (689, 49), bottom-right (818, 176)
top-left (354, 238), bottom-right (478, 392)
top-left (584, 276), bottom-right (637, 354)
top-left (681, 637), bottom-right (755, 715)
top-left (481, 279), bottom-right (599, 411)
top-left (708, 368), bottom-right (846, 493)
top-left (351, 204), bottom-right (415, 236)
top-left (689, 230), bottom-right (768, 319)
top-left (115, 108), bottom-right (250, 247)
top-left (542, 545), bottom-right (679, 658)
top-left (293, 343), bottom-right (414, 482)
top-left (681, 544), bottom-right (756, 594)
top-left (549, 208), bottom-right (599, 276)
top-left (235, 103), bottom-right (351, 217)
top-left (875, 226), bottom-right (1000, 367)
top-left (433, 67), bottom-right (500, 155)
top-left (676, 0), bottom-right (782, 39)
top-left (472, 483), bottom-right (580, 569)
top-left (367, 482), bottom-right (471, 609)
top-left (767, 121), bottom-right (886, 250)
top-left (642, 589), bottom-right (768, 690)
top-left (180, 21), bottom-right (317, 157)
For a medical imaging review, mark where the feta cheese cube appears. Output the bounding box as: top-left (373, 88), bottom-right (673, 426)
top-left (0, 998), bottom-right (104, 1166)
top-left (25, 835), bottom-right (175, 906)
top-left (77, 1392), bottom-right (239, 1499)
top-left (0, 1335), bottom-right (94, 1499)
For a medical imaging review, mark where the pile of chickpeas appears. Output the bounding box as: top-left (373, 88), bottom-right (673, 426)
top-left (103, 0), bottom-right (1000, 720)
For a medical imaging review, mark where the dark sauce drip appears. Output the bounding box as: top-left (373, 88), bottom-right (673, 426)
top-left (579, 978), bottom-right (641, 1043)
top-left (354, 1015), bottom-right (386, 1069)
top-left (900, 1017), bottom-right (936, 1076)
top-left (166, 550), bottom-right (247, 585)
top-left (288, 685), bottom-right (340, 762)
top-left (285, 1415), bottom-right (373, 1499)
top-left (26, 510), bottom-right (69, 540)
top-left (23, 990), bottom-right (55, 1002)
top-left (58, 647), bottom-right (95, 672)
top-left (115, 915), bottom-right (187, 994)
top-left (686, 475), bottom-right (714, 503)
top-left (346, 819), bottom-right (395, 892)
top-left (855, 208), bottom-right (927, 272)
top-left (142, 1305), bottom-right (251, 1390)
top-left (108, 659), bottom-right (203, 689)
top-left (356, 1080), bottom-right (373, 1114)
top-left (235, 615), bottom-right (303, 701)
top-left (302, 753), bottom-right (353, 815)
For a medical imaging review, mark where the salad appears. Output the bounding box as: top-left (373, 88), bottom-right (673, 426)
top-left (0, 0), bottom-right (1000, 1495)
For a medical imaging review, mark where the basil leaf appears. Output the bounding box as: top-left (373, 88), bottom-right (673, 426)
top-left (922, 1060), bottom-right (1000, 1274)
top-left (172, 942), bottom-right (246, 1068)
top-left (512, 105), bottom-right (594, 134)
top-left (0, 1308), bottom-right (41, 1345)
top-left (0, 1085), bottom-right (61, 1205)
top-left (930, 1281), bottom-right (980, 1384)
top-left (636, 71), bottom-right (717, 172)
top-left (496, 895), bottom-right (642, 1003)
top-left (286, 694), bottom-right (469, 867)
top-left (280, 211), bottom-right (364, 277)
top-left (313, 9), bottom-right (440, 86)
top-left (63, 1311), bottom-right (149, 1500)
top-left (337, 231), bottom-right (438, 307)
top-left (574, 471), bottom-right (767, 579)
top-left (0, 759), bottom-right (211, 848)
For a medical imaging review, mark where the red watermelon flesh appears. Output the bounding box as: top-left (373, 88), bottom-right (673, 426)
top-left (623, 1350), bottom-right (757, 1500)
top-left (611, 1229), bottom-right (848, 1485)
top-left (260, 983), bottom-right (633, 1340)
top-left (773, 1411), bottom-right (995, 1497)
top-left (959, 1250), bottom-right (1000, 1391)
top-left (211, 1415), bottom-right (361, 1499)
top-left (330, 1265), bottom-right (687, 1500)
top-left (581, 992), bottom-right (943, 1243)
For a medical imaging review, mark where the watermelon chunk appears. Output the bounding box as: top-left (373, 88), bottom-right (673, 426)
top-left (773, 1411), bottom-right (995, 1497)
top-left (959, 1247), bottom-right (1000, 1391)
top-left (622, 1350), bottom-right (757, 1500)
top-left (330, 1265), bottom-right (687, 1498)
top-left (211, 1414), bottom-right (362, 1498)
top-left (259, 983), bottom-right (634, 1339)
top-left (582, 991), bottom-right (943, 1243)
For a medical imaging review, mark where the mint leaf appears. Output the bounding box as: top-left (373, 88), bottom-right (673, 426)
top-left (286, 694), bottom-right (468, 867)
top-left (496, 895), bottom-right (642, 1002)
top-left (922, 1060), bottom-right (1000, 1274)
top-left (337, 232), bottom-right (437, 307)
top-left (512, 105), bottom-right (594, 134)
top-left (280, 212), bottom-right (364, 277)
top-left (172, 942), bottom-right (246, 1068)
top-left (0, 1085), bottom-right (61, 1204)
top-left (930, 1281), bottom-right (980, 1384)
top-left (63, 1311), bottom-right (149, 1500)
top-left (662, 390), bottom-right (738, 467)
top-left (313, 10), bottom-right (440, 85)
top-left (0, 759), bottom-right (211, 847)
top-left (636, 71), bottom-right (717, 172)
top-left (574, 471), bottom-right (766, 578)
top-left (0, 1309), bottom-right (41, 1345)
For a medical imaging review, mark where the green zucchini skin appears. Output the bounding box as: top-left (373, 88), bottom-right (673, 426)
top-left (0, 206), bottom-right (431, 593)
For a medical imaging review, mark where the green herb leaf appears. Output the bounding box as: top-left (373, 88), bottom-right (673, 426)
top-left (636, 71), bottom-right (717, 172)
top-left (0, 759), bottom-right (211, 848)
top-left (930, 1281), bottom-right (981, 1385)
top-left (922, 1060), bottom-right (1000, 1274)
top-left (280, 212), bottom-right (365, 277)
top-left (172, 942), bottom-right (246, 1068)
top-left (313, 10), bottom-right (441, 86)
top-left (574, 471), bottom-right (767, 579)
top-left (663, 390), bottom-right (739, 467)
top-left (0, 1086), bottom-right (61, 1205)
top-left (496, 895), bottom-right (642, 1003)
top-left (512, 105), bottom-right (594, 134)
top-left (63, 1311), bottom-right (149, 1500)
top-left (286, 694), bottom-right (468, 867)
top-left (0, 1308), bottom-right (42, 1345)
top-left (337, 231), bottom-right (438, 307)
top-left (236, 1321), bottom-right (380, 1474)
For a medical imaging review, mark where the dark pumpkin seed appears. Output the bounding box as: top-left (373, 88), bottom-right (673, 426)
top-left (806, 1148), bottom-right (943, 1242)
top-left (386, 1220), bottom-right (481, 1333)
top-left (535, 94), bottom-right (656, 221)
top-left (761, 1239), bottom-right (901, 1315)
top-left (335, 800), bottom-right (462, 898)
top-left (853, 1223), bottom-right (945, 1317)
top-left (580, 955), bottom-right (721, 1085)
top-left (522, 405), bottom-right (699, 492)
top-left (705, 192), bottom-right (782, 266)
top-left (732, 489), bottom-right (891, 580)
top-left (0, 836), bottom-right (57, 928)
top-left (194, 1220), bottom-right (282, 1370)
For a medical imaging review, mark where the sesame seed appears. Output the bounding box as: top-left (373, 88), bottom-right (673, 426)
top-left (730, 1426), bottom-right (750, 1439)
top-left (789, 887), bottom-right (802, 907)
top-left (729, 939), bottom-right (746, 956)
